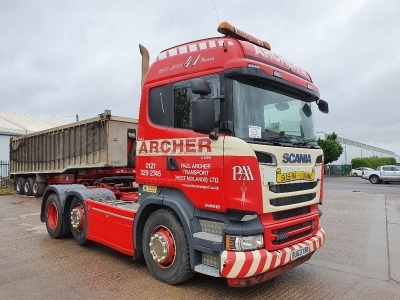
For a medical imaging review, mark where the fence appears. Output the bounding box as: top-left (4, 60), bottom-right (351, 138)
top-left (324, 164), bottom-right (352, 176)
top-left (0, 161), bottom-right (13, 188)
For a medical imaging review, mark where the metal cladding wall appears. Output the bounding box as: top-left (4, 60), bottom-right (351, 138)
top-left (9, 112), bottom-right (138, 175)
top-left (0, 135), bottom-right (11, 162)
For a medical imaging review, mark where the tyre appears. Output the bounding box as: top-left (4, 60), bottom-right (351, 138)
top-left (142, 209), bottom-right (194, 285)
top-left (24, 178), bottom-right (34, 196)
top-left (32, 180), bottom-right (45, 198)
top-left (15, 177), bottom-right (25, 195)
top-left (352, 172), bottom-right (358, 177)
top-left (369, 175), bottom-right (381, 184)
top-left (69, 197), bottom-right (89, 245)
top-left (45, 193), bottom-right (69, 238)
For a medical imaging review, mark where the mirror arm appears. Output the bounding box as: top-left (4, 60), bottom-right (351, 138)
top-left (220, 121), bottom-right (234, 134)
top-left (209, 132), bottom-right (219, 140)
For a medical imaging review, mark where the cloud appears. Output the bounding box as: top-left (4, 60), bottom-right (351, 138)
top-left (1, 0), bottom-right (400, 154)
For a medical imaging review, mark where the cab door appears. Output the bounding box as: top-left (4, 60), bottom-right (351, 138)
top-left (164, 75), bottom-right (225, 211)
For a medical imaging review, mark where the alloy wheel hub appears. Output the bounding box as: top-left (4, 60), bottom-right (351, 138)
top-left (70, 207), bottom-right (82, 229)
top-left (149, 233), bottom-right (170, 264)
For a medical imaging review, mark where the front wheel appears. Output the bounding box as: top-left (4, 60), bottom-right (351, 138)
top-left (369, 175), bottom-right (381, 184)
top-left (353, 172), bottom-right (358, 177)
top-left (142, 209), bottom-right (194, 285)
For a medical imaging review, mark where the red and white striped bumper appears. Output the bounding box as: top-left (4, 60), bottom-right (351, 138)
top-left (220, 228), bottom-right (326, 279)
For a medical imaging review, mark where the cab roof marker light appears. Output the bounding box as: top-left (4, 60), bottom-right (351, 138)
top-left (273, 70), bottom-right (282, 78)
top-left (217, 21), bottom-right (272, 50)
top-left (248, 63), bottom-right (260, 69)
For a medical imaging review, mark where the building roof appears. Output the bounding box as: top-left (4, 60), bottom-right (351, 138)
top-left (0, 112), bottom-right (70, 136)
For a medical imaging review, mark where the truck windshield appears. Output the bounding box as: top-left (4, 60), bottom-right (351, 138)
top-left (232, 80), bottom-right (317, 146)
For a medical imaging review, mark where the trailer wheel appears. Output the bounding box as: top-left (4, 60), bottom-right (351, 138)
top-left (69, 197), bottom-right (89, 245)
top-left (45, 194), bottom-right (68, 238)
top-left (15, 177), bottom-right (25, 195)
top-left (142, 209), bottom-right (194, 285)
top-left (32, 180), bottom-right (45, 198)
top-left (369, 175), bottom-right (381, 184)
top-left (23, 178), bottom-right (34, 196)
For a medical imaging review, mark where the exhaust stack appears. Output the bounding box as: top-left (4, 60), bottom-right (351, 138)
top-left (139, 44), bottom-right (150, 88)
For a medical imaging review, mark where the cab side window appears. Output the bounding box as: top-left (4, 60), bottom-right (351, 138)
top-left (148, 84), bottom-right (172, 127)
top-left (174, 86), bottom-right (193, 129)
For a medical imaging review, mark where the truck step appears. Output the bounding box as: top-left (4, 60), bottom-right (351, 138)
top-left (194, 264), bottom-right (220, 277)
top-left (193, 231), bottom-right (222, 243)
top-left (113, 201), bottom-right (140, 211)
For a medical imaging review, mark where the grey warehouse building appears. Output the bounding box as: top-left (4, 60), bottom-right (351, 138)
top-left (317, 132), bottom-right (400, 165)
top-left (0, 112), bottom-right (69, 162)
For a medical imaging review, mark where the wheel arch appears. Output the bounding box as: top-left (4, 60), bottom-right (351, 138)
top-left (134, 188), bottom-right (195, 267)
top-left (40, 184), bottom-right (116, 222)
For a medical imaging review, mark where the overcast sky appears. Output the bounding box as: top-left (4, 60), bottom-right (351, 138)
top-left (1, 0), bottom-right (400, 153)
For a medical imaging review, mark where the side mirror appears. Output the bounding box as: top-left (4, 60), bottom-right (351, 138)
top-left (317, 99), bottom-right (329, 114)
top-left (302, 103), bottom-right (312, 117)
top-left (191, 97), bottom-right (215, 134)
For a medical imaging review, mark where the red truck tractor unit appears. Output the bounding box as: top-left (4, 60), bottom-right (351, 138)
top-left (12, 22), bottom-right (329, 287)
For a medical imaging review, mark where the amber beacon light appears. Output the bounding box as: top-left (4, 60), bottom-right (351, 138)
top-left (217, 21), bottom-right (271, 50)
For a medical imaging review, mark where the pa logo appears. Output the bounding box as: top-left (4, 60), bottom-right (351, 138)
top-left (232, 166), bottom-right (254, 181)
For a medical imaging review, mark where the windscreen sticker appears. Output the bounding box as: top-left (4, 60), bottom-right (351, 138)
top-left (249, 125), bottom-right (261, 138)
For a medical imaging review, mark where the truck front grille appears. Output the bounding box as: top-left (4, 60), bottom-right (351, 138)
top-left (273, 220), bottom-right (313, 235)
top-left (270, 193), bottom-right (316, 207)
top-left (272, 229), bottom-right (313, 245)
top-left (272, 206), bottom-right (311, 221)
top-left (269, 182), bottom-right (317, 193)
top-left (264, 214), bottom-right (317, 250)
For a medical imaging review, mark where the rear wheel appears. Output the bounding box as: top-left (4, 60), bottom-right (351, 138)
top-left (24, 178), bottom-right (34, 196)
top-left (32, 180), bottom-right (45, 198)
top-left (352, 172), bottom-right (358, 177)
top-left (45, 194), bottom-right (69, 238)
top-left (15, 177), bottom-right (25, 195)
top-left (69, 197), bottom-right (89, 245)
top-left (369, 175), bottom-right (381, 184)
top-left (142, 209), bottom-right (194, 285)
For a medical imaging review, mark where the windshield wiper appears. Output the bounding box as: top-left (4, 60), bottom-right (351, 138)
top-left (267, 135), bottom-right (292, 143)
top-left (245, 137), bottom-right (285, 146)
top-left (293, 139), bottom-right (318, 147)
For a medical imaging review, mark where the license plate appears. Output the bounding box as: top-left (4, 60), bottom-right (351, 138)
top-left (291, 245), bottom-right (310, 261)
top-left (276, 168), bottom-right (315, 183)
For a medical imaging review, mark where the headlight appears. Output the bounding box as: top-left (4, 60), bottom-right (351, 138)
top-left (225, 234), bottom-right (264, 251)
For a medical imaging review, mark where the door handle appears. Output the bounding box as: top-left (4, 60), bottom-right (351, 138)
top-left (166, 157), bottom-right (179, 171)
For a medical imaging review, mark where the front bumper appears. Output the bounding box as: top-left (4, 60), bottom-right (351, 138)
top-left (220, 228), bottom-right (325, 283)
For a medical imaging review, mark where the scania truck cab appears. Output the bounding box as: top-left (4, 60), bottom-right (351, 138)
top-left (40, 22), bottom-right (328, 287)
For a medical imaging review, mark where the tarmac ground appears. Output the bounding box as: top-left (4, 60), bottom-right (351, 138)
top-left (0, 179), bottom-right (399, 299)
